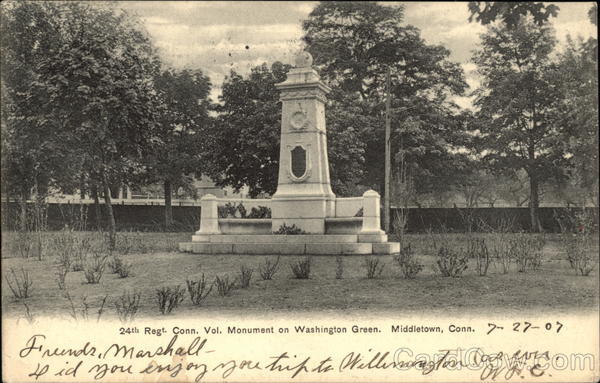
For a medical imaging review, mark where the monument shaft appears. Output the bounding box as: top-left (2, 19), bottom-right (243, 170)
top-left (271, 52), bottom-right (335, 233)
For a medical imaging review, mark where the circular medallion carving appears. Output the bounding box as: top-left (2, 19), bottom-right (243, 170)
top-left (290, 111), bottom-right (309, 130)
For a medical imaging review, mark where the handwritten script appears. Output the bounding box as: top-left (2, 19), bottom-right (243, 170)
top-left (18, 334), bottom-right (552, 381)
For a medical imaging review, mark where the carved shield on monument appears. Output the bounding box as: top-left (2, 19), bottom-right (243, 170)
top-left (291, 146), bottom-right (307, 179)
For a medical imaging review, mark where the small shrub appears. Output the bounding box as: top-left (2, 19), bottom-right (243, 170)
top-left (290, 256), bottom-right (312, 279)
top-left (395, 244), bottom-right (423, 279)
top-left (6, 267), bottom-right (33, 300)
top-left (259, 255), bottom-right (280, 280)
top-left (510, 234), bottom-right (545, 273)
top-left (248, 206), bottom-right (271, 218)
top-left (116, 261), bottom-right (132, 278)
top-left (15, 231), bottom-right (33, 258)
top-left (238, 265), bottom-right (253, 288)
top-left (108, 256), bottom-right (123, 274)
top-left (108, 256), bottom-right (132, 278)
top-left (65, 292), bottom-right (108, 322)
top-left (275, 223), bottom-right (306, 235)
top-left (511, 238), bottom-right (527, 272)
top-left (186, 274), bottom-right (213, 305)
top-left (466, 238), bottom-right (491, 276)
top-left (57, 251), bottom-right (72, 274)
top-left (55, 264), bottom-right (69, 290)
top-left (215, 275), bottom-right (236, 297)
top-left (434, 246), bottom-right (468, 277)
top-left (527, 235), bottom-right (545, 271)
top-left (490, 240), bottom-right (512, 274)
top-left (83, 251), bottom-right (108, 284)
top-left (364, 257), bottom-right (384, 279)
top-left (563, 234), bottom-right (598, 276)
top-left (115, 290), bottom-right (141, 323)
top-left (335, 255), bottom-right (344, 279)
top-left (71, 236), bottom-right (92, 272)
top-left (156, 285), bottom-right (185, 314)
top-left (53, 229), bottom-right (76, 270)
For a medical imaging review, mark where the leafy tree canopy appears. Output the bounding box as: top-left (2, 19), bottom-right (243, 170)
top-left (1, 1), bottom-right (162, 243)
top-left (26, 3), bottom-right (161, 188)
top-left (472, 19), bottom-right (570, 229)
top-left (553, 33), bottom-right (598, 204)
top-left (1, 1), bottom-right (76, 198)
top-left (149, 68), bottom-right (212, 188)
top-left (468, 2), bottom-right (559, 28)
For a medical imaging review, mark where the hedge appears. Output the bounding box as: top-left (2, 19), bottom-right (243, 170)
top-left (1, 202), bottom-right (597, 233)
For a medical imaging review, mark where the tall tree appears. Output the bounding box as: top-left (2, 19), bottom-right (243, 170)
top-left (1, 1), bottom-right (81, 230)
top-left (553, 10), bottom-right (598, 207)
top-left (204, 63), bottom-right (286, 196)
top-left (204, 62), bottom-right (366, 197)
top-left (472, 19), bottom-right (567, 231)
top-left (302, 1), bottom-right (471, 197)
top-left (151, 68), bottom-right (212, 228)
top-left (14, 3), bottom-right (162, 246)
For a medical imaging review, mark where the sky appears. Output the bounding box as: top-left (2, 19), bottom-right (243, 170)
top-left (119, 1), bottom-right (597, 107)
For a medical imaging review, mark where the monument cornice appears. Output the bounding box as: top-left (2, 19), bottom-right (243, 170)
top-left (275, 81), bottom-right (331, 94)
top-left (277, 84), bottom-right (330, 103)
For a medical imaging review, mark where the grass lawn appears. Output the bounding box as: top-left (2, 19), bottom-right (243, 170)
top-left (1, 232), bottom-right (598, 320)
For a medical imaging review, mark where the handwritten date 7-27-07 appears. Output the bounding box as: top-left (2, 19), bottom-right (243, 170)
top-left (487, 321), bottom-right (563, 335)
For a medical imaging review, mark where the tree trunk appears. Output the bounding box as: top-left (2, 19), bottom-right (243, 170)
top-left (164, 179), bottom-right (173, 229)
top-left (19, 187), bottom-right (28, 232)
top-left (101, 172), bottom-right (117, 250)
top-left (79, 175), bottom-right (86, 230)
top-left (529, 176), bottom-right (541, 232)
top-left (32, 178), bottom-right (45, 260)
top-left (91, 186), bottom-right (102, 231)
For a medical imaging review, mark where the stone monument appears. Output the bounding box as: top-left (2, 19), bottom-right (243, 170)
top-left (179, 51), bottom-right (399, 255)
top-left (271, 51), bottom-right (335, 233)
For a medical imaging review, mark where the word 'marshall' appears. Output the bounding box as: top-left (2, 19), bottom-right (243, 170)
top-left (19, 334), bottom-right (208, 360)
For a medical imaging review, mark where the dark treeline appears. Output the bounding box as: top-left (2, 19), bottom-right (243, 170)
top-left (1, 202), bottom-right (597, 234)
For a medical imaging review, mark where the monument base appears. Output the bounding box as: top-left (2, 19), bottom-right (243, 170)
top-left (180, 190), bottom-right (399, 256)
top-left (179, 234), bottom-right (399, 255)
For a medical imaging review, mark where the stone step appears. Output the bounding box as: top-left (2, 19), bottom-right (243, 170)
top-left (178, 241), bottom-right (400, 255)
top-left (192, 234), bottom-right (360, 244)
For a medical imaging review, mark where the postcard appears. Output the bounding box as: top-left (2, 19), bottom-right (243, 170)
top-left (2, 1), bottom-right (598, 382)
